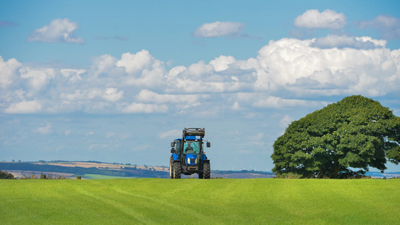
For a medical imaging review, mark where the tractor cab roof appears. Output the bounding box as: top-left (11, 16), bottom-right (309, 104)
top-left (175, 136), bottom-right (201, 141)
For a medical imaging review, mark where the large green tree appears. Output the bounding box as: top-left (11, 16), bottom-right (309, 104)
top-left (271, 95), bottom-right (400, 178)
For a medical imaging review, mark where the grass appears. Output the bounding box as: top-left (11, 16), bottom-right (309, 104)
top-left (80, 174), bottom-right (135, 179)
top-left (0, 179), bottom-right (399, 224)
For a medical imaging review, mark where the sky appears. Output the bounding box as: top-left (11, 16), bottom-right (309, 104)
top-left (1, 0), bottom-right (400, 172)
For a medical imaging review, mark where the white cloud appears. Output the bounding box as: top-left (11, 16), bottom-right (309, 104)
top-left (125, 65), bottom-right (165, 87)
top-left (253, 96), bottom-right (326, 108)
top-left (122, 102), bottom-right (168, 113)
top-left (64, 130), bottom-right (71, 136)
top-left (294, 9), bottom-right (347, 29)
top-left (312, 35), bottom-right (386, 49)
top-left (252, 37), bottom-right (400, 96)
top-left (232, 102), bottom-right (240, 110)
top-left (1, 35), bottom-right (400, 115)
top-left (158, 129), bottom-right (181, 139)
top-left (103, 88), bottom-right (123, 102)
top-left (136, 89), bottom-right (204, 104)
top-left (193, 21), bottom-right (245, 37)
top-left (116, 50), bottom-right (155, 74)
top-left (90, 54), bottom-right (118, 78)
top-left (60, 69), bottom-right (85, 83)
top-left (19, 67), bottom-right (55, 91)
top-left (357, 15), bottom-right (400, 39)
top-left (209, 55), bottom-right (236, 72)
top-left (4, 100), bottom-right (42, 113)
top-left (27, 18), bottom-right (84, 43)
top-left (0, 56), bottom-right (21, 88)
top-left (186, 60), bottom-right (214, 77)
top-left (280, 115), bottom-right (294, 128)
top-left (35, 123), bottom-right (52, 134)
top-left (168, 66), bottom-right (186, 79)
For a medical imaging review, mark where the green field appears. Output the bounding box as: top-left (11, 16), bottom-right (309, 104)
top-left (80, 174), bottom-right (135, 179)
top-left (1, 179), bottom-right (399, 224)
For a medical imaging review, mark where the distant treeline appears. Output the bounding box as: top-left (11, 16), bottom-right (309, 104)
top-left (0, 163), bottom-right (169, 178)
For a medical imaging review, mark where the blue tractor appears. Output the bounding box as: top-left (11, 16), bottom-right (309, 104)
top-left (170, 128), bottom-right (211, 179)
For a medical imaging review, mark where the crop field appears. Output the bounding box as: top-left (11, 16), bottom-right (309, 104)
top-left (1, 179), bottom-right (399, 225)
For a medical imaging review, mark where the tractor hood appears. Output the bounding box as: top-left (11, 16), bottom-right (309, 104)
top-left (186, 154), bottom-right (198, 165)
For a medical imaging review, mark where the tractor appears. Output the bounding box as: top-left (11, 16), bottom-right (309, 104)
top-left (169, 128), bottom-right (211, 179)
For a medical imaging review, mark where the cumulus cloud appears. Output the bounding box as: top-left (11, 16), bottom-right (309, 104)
top-left (167, 66), bottom-right (186, 80)
top-left (357, 15), bottom-right (400, 39)
top-left (103, 88), bottom-right (123, 102)
top-left (253, 96), bottom-right (327, 108)
top-left (136, 89), bottom-right (204, 104)
top-left (209, 55), bottom-right (236, 72)
top-left (252, 37), bottom-right (400, 97)
top-left (116, 50), bottom-right (155, 74)
top-left (311, 35), bottom-right (386, 49)
top-left (90, 54), bottom-right (118, 78)
top-left (4, 100), bottom-right (42, 113)
top-left (1, 35), bottom-right (400, 115)
top-left (193, 21), bottom-right (245, 38)
top-left (294, 9), bottom-right (347, 29)
top-left (122, 102), bottom-right (168, 113)
top-left (19, 67), bottom-right (55, 91)
top-left (60, 69), bottom-right (85, 83)
top-left (27, 18), bottom-right (84, 43)
top-left (0, 56), bottom-right (21, 88)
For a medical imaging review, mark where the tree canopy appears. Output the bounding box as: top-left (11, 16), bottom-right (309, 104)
top-left (0, 170), bottom-right (15, 179)
top-left (271, 95), bottom-right (400, 178)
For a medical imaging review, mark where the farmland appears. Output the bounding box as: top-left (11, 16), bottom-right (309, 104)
top-left (0, 161), bottom-right (275, 179)
top-left (1, 179), bottom-right (399, 224)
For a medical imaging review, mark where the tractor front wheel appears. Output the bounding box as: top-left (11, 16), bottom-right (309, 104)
top-left (173, 161), bottom-right (181, 179)
top-left (203, 161), bottom-right (210, 179)
top-left (198, 172), bottom-right (203, 179)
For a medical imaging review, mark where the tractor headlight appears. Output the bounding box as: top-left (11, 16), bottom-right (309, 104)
top-left (195, 158), bottom-right (197, 164)
top-left (187, 158), bottom-right (190, 164)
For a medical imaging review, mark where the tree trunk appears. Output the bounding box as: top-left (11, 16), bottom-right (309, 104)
top-left (331, 159), bottom-right (340, 178)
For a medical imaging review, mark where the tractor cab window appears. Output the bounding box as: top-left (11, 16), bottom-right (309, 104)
top-left (184, 141), bottom-right (200, 154)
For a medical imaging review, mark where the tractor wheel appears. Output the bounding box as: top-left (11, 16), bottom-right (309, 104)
top-left (169, 156), bottom-right (174, 179)
top-left (203, 161), bottom-right (210, 179)
top-left (198, 172), bottom-right (203, 179)
top-left (173, 161), bottom-right (181, 179)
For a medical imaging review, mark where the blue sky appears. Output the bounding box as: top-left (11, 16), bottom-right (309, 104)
top-left (1, 0), bottom-right (400, 172)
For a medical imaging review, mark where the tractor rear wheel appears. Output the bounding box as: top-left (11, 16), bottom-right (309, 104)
top-left (169, 156), bottom-right (174, 179)
top-left (203, 161), bottom-right (210, 179)
top-left (173, 161), bottom-right (181, 179)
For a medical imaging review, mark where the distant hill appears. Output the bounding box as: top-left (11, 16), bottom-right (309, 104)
top-left (1, 161), bottom-right (398, 179)
top-left (0, 161), bottom-right (275, 179)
